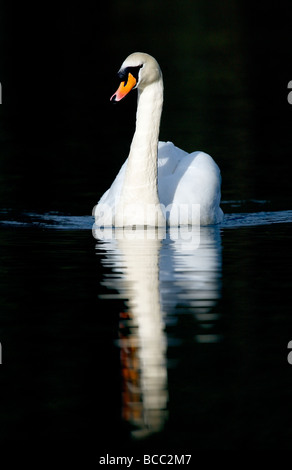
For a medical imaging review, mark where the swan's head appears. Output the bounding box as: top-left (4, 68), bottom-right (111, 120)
top-left (110, 52), bottom-right (162, 102)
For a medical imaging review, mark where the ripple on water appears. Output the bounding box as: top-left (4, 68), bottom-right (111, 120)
top-left (1, 206), bottom-right (292, 230)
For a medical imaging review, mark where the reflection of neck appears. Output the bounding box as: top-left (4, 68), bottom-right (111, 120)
top-left (116, 80), bottom-right (165, 227)
top-left (119, 235), bottom-right (164, 335)
top-left (118, 233), bottom-right (168, 438)
top-left (122, 236), bottom-right (163, 329)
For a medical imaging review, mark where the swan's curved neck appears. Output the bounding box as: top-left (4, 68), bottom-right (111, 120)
top-left (116, 78), bottom-right (165, 226)
top-left (132, 80), bottom-right (163, 163)
top-left (122, 79), bottom-right (163, 201)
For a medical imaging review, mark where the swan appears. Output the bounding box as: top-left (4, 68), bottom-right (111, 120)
top-left (94, 52), bottom-right (223, 227)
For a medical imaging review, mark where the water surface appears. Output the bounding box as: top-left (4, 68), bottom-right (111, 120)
top-left (1, 207), bottom-right (292, 452)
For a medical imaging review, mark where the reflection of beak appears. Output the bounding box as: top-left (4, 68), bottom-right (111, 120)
top-left (110, 73), bottom-right (137, 102)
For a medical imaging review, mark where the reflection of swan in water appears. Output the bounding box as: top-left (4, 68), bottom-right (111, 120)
top-left (162, 226), bottom-right (222, 344)
top-left (94, 225), bottom-right (222, 438)
top-left (96, 227), bottom-right (168, 439)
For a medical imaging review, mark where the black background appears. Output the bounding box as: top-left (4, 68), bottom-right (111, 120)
top-left (0, 0), bottom-right (292, 461)
top-left (0, 0), bottom-right (292, 214)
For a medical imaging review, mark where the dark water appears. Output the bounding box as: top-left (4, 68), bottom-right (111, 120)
top-left (1, 0), bottom-right (292, 459)
top-left (0, 208), bottom-right (292, 457)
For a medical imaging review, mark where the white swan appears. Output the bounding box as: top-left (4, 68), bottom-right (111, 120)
top-left (94, 52), bottom-right (223, 226)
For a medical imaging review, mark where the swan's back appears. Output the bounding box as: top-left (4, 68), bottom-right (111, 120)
top-left (157, 142), bottom-right (223, 225)
top-left (157, 141), bottom-right (188, 177)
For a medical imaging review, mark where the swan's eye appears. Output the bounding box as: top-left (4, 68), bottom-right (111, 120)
top-left (118, 64), bottom-right (143, 86)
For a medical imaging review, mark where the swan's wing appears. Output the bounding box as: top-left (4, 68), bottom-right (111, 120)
top-left (159, 150), bottom-right (223, 225)
top-left (158, 141), bottom-right (188, 178)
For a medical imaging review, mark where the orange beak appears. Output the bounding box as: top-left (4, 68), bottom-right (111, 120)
top-left (110, 73), bottom-right (137, 102)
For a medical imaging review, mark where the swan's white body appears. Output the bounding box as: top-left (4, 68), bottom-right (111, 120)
top-left (94, 53), bottom-right (223, 227)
